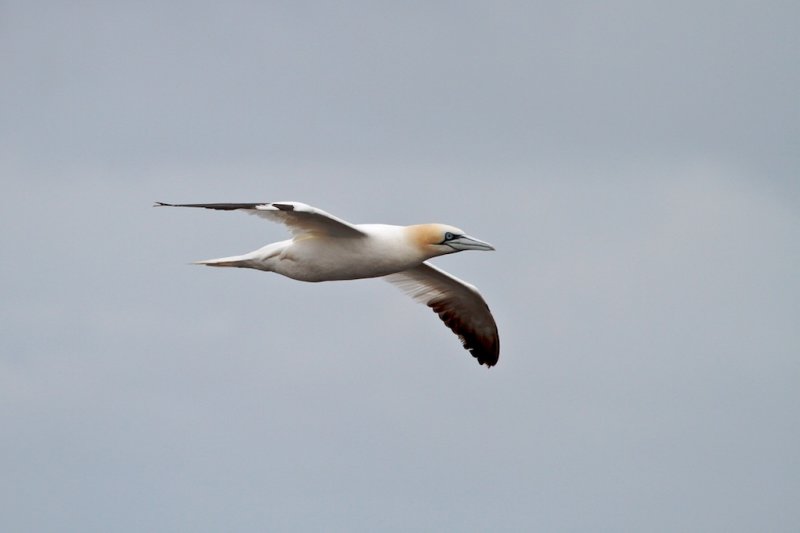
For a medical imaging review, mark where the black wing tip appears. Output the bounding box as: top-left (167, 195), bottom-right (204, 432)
top-left (459, 333), bottom-right (499, 367)
top-left (151, 202), bottom-right (266, 211)
top-left (463, 334), bottom-right (499, 367)
top-left (472, 347), bottom-right (499, 368)
top-left (429, 303), bottom-right (499, 368)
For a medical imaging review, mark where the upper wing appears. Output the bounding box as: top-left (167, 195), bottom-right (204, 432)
top-left (385, 262), bottom-right (499, 367)
top-left (154, 201), bottom-right (366, 238)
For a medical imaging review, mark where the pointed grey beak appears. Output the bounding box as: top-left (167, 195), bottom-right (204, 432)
top-left (449, 234), bottom-right (495, 251)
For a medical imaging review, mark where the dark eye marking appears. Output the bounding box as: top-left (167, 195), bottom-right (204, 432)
top-left (440, 232), bottom-right (461, 245)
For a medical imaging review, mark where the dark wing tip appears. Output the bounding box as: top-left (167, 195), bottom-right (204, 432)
top-left (151, 202), bottom-right (266, 211)
top-left (465, 334), bottom-right (499, 367)
top-left (429, 301), bottom-right (500, 368)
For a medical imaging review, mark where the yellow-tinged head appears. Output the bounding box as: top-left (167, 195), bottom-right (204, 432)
top-left (408, 223), bottom-right (495, 259)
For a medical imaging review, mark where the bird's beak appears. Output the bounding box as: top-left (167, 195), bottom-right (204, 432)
top-left (449, 235), bottom-right (496, 251)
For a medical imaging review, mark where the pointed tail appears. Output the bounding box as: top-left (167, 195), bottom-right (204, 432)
top-left (193, 253), bottom-right (257, 268)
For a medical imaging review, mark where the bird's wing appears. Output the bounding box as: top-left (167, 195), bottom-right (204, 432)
top-left (154, 201), bottom-right (366, 238)
top-left (385, 262), bottom-right (499, 367)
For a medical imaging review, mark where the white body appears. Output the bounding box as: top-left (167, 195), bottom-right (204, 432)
top-left (225, 224), bottom-right (432, 282)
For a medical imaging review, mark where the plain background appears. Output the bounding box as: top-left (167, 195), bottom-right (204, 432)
top-left (2, 2), bottom-right (799, 531)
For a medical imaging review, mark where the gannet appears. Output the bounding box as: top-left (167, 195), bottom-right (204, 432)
top-left (156, 201), bottom-right (500, 367)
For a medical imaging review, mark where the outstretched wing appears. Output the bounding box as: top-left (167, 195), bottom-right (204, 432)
top-left (385, 262), bottom-right (499, 367)
top-left (154, 201), bottom-right (366, 238)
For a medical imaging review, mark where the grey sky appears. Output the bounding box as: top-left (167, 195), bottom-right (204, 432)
top-left (2, 1), bottom-right (799, 532)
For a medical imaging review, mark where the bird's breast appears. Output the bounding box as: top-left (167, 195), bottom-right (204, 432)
top-left (275, 232), bottom-right (422, 282)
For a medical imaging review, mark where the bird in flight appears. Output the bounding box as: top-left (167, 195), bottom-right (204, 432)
top-left (155, 201), bottom-right (499, 367)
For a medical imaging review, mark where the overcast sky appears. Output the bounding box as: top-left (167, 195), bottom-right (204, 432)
top-left (2, 1), bottom-right (799, 531)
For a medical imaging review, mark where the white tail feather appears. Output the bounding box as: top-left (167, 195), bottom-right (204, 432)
top-left (193, 253), bottom-right (256, 268)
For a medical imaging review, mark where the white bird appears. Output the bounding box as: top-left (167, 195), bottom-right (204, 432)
top-left (156, 201), bottom-right (500, 367)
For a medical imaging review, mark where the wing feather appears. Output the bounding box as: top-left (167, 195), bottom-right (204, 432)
top-left (385, 262), bottom-right (499, 367)
top-left (154, 201), bottom-right (365, 238)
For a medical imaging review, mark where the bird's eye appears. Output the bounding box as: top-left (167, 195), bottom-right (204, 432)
top-left (444, 232), bottom-right (454, 241)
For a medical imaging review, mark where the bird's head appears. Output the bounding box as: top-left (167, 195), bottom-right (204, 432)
top-left (409, 223), bottom-right (495, 258)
